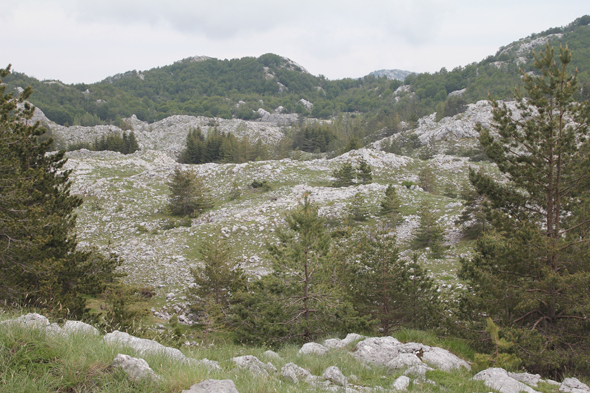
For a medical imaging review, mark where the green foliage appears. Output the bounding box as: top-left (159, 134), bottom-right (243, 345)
top-left (418, 165), bottom-right (437, 193)
top-left (347, 192), bottom-right (370, 222)
top-left (331, 159), bottom-right (373, 187)
top-left (188, 237), bottom-right (245, 345)
top-left (291, 123), bottom-right (338, 153)
top-left (459, 45), bottom-right (590, 377)
top-left (474, 318), bottom-right (521, 371)
top-left (435, 95), bottom-right (468, 121)
top-left (356, 158), bottom-right (373, 184)
top-left (379, 184), bottom-right (401, 224)
top-left (233, 194), bottom-right (363, 346)
top-left (345, 229), bottom-right (440, 334)
top-left (331, 162), bottom-right (355, 187)
top-left (0, 66), bottom-right (119, 319)
top-left (167, 167), bottom-right (213, 217)
top-left (412, 201), bottom-right (445, 258)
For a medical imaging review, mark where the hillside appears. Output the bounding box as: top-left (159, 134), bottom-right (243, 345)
top-left (3, 15), bottom-right (589, 131)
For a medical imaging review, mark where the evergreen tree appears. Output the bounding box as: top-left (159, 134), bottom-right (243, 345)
top-left (167, 167), bottom-right (213, 217)
top-left (188, 237), bottom-right (245, 340)
top-left (347, 192), bottom-right (370, 222)
top-left (233, 194), bottom-right (361, 346)
top-left (418, 165), bottom-right (436, 193)
top-left (459, 45), bottom-right (590, 376)
top-left (380, 184), bottom-right (401, 223)
top-left (356, 158), bottom-right (373, 184)
top-left (0, 66), bottom-right (118, 317)
top-left (412, 201), bottom-right (445, 258)
top-left (348, 230), bottom-right (439, 334)
top-left (331, 162), bottom-right (355, 187)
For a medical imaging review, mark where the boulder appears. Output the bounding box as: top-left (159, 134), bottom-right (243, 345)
top-left (298, 342), bottom-right (329, 355)
top-left (508, 372), bottom-right (541, 387)
top-left (403, 364), bottom-right (434, 380)
top-left (262, 350), bottom-right (281, 359)
top-left (182, 379), bottom-right (239, 393)
top-left (322, 366), bottom-right (348, 387)
top-left (1, 313), bottom-right (49, 328)
top-left (392, 376), bottom-right (411, 391)
top-left (280, 362), bottom-right (315, 384)
top-left (385, 353), bottom-right (423, 369)
top-left (231, 355), bottom-right (275, 376)
top-left (63, 321), bottom-right (100, 336)
top-left (354, 338), bottom-right (470, 371)
top-left (111, 353), bottom-right (160, 382)
top-left (473, 368), bottom-right (539, 393)
top-left (559, 377), bottom-right (590, 393)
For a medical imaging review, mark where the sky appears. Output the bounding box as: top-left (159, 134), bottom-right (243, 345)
top-left (1, 0), bottom-right (589, 84)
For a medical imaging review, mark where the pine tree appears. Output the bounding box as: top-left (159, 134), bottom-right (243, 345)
top-left (331, 162), bottom-right (355, 187)
top-left (418, 165), bottom-right (436, 193)
top-left (412, 201), bottom-right (445, 258)
top-left (167, 167), bottom-right (213, 217)
top-left (459, 45), bottom-right (590, 376)
top-left (233, 194), bottom-right (361, 346)
top-left (356, 158), bottom-right (373, 184)
top-left (348, 229), bottom-right (439, 334)
top-left (0, 66), bottom-right (117, 317)
top-left (380, 184), bottom-right (401, 223)
top-left (347, 192), bottom-right (370, 222)
top-left (188, 237), bottom-right (245, 340)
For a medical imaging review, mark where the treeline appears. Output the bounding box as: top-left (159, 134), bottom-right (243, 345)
top-left (179, 128), bottom-right (269, 164)
top-left (68, 131), bottom-right (139, 155)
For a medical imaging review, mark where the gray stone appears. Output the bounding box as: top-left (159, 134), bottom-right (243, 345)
top-left (473, 368), bottom-right (539, 393)
top-left (1, 313), bottom-right (49, 328)
top-left (262, 350), bottom-right (281, 359)
top-left (559, 377), bottom-right (590, 393)
top-left (508, 372), bottom-right (542, 387)
top-left (298, 342), bottom-right (329, 355)
top-left (111, 353), bottom-right (160, 382)
top-left (385, 353), bottom-right (423, 369)
top-left (322, 366), bottom-right (348, 387)
top-left (182, 379), bottom-right (239, 393)
top-left (231, 355), bottom-right (275, 376)
top-left (392, 376), bottom-right (411, 391)
top-left (280, 362), bottom-right (314, 384)
top-left (63, 320), bottom-right (100, 336)
top-left (404, 364), bottom-right (434, 380)
top-left (354, 338), bottom-right (469, 372)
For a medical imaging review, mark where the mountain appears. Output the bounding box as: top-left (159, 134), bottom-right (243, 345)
top-left (369, 69), bottom-right (412, 81)
top-left (3, 16), bottom-right (590, 133)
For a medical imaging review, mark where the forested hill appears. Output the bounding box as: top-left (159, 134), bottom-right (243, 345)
top-left (3, 15), bottom-right (590, 129)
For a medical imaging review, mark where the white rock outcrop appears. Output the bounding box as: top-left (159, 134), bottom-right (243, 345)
top-left (559, 377), bottom-right (590, 393)
top-left (322, 366), bottom-right (348, 387)
top-left (111, 353), bottom-right (160, 382)
top-left (298, 342), bottom-right (329, 355)
top-left (182, 379), bottom-right (239, 393)
top-left (280, 362), bottom-right (315, 384)
top-left (473, 368), bottom-right (539, 393)
top-left (231, 355), bottom-right (276, 376)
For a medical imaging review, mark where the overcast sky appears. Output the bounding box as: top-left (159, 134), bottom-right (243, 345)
top-left (1, 0), bottom-right (589, 84)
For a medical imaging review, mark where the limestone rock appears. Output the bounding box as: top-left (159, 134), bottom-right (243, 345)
top-left (473, 368), bottom-right (539, 393)
top-left (322, 366), bottom-right (348, 387)
top-left (403, 364), bottom-right (434, 380)
top-left (231, 355), bottom-right (275, 376)
top-left (354, 338), bottom-right (469, 372)
top-left (323, 333), bottom-right (365, 349)
top-left (280, 362), bottom-right (314, 384)
top-left (63, 320), bottom-right (100, 336)
top-left (508, 372), bottom-right (541, 387)
top-left (182, 379), bottom-right (239, 393)
top-left (111, 353), bottom-right (160, 382)
top-left (392, 376), bottom-right (411, 391)
top-left (262, 350), bottom-right (281, 359)
top-left (298, 342), bottom-right (329, 355)
top-left (559, 377), bottom-right (590, 393)
top-left (1, 313), bottom-right (50, 328)
top-left (385, 353), bottom-right (423, 369)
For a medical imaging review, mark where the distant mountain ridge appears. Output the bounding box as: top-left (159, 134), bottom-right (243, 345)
top-left (368, 69), bottom-right (412, 81)
top-left (3, 15), bottom-right (589, 129)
